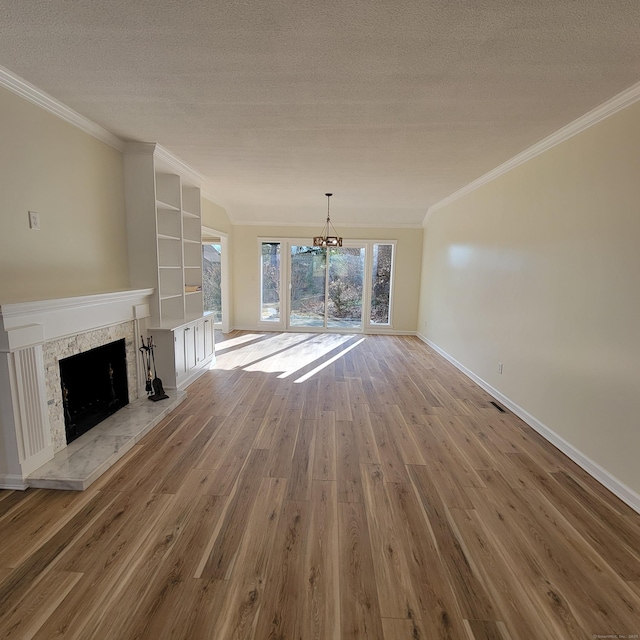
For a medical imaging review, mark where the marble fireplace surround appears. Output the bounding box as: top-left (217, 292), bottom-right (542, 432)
top-left (0, 289), bottom-right (185, 490)
top-left (45, 322), bottom-right (139, 452)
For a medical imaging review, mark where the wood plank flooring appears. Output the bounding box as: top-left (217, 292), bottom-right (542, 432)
top-left (1, 331), bottom-right (640, 640)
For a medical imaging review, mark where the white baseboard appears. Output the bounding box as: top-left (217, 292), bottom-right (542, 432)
top-left (367, 328), bottom-right (416, 336)
top-left (417, 333), bottom-right (640, 515)
top-left (231, 325), bottom-right (417, 336)
top-left (0, 474), bottom-right (28, 490)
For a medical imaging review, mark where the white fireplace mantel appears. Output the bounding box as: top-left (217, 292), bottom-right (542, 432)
top-left (0, 289), bottom-right (154, 350)
top-left (0, 289), bottom-right (153, 489)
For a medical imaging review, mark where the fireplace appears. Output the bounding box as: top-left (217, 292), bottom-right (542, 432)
top-left (59, 339), bottom-right (130, 444)
top-left (0, 288), bottom-right (154, 489)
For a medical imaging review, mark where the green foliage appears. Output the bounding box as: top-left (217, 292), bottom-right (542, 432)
top-left (261, 242), bottom-right (281, 305)
top-left (327, 248), bottom-right (363, 320)
top-left (203, 262), bottom-right (221, 319)
top-left (203, 244), bottom-right (222, 322)
top-left (371, 244), bottom-right (392, 323)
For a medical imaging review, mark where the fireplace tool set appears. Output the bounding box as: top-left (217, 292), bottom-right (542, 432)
top-left (139, 335), bottom-right (168, 401)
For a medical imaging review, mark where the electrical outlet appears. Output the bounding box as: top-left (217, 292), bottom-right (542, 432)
top-left (498, 362), bottom-right (503, 374)
top-left (28, 211), bottom-right (40, 230)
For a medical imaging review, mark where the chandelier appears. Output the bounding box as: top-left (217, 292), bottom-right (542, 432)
top-left (313, 193), bottom-right (343, 247)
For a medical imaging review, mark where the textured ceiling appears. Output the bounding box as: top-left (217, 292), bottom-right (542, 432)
top-left (1, 1), bottom-right (640, 227)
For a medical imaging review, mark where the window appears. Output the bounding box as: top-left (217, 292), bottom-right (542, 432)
top-left (202, 242), bottom-right (222, 322)
top-left (290, 245), bottom-right (326, 327)
top-left (370, 243), bottom-right (394, 325)
top-left (261, 242), bottom-right (281, 322)
top-left (289, 245), bottom-right (366, 329)
top-left (259, 239), bottom-right (395, 330)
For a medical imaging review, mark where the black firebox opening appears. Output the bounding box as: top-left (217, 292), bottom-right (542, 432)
top-left (60, 338), bottom-right (129, 444)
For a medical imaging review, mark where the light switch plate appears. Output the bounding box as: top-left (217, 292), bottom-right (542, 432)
top-left (28, 211), bottom-right (40, 230)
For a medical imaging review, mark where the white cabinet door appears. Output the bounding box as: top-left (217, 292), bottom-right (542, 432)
top-left (184, 324), bottom-right (197, 372)
top-left (174, 326), bottom-right (187, 380)
top-left (196, 319), bottom-right (206, 363)
top-left (149, 318), bottom-right (211, 391)
top-left (152, 318), bottom-right (212, 391)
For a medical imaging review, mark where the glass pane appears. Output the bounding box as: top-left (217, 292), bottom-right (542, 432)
top-left (327, 247), bottom-right (364, 329)
top-left (261, 242), bottom-right (281, 321)
top-left (202, 243), bottom-right (222, 322)
top-left (371, 244), bottom-right (393, 324)
top-left (290, 246), bottom-right (326, 327)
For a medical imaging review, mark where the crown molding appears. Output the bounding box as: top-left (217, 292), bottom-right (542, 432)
top-left (233, 219), bottom-right (423, 229)
top-left (0, 66), bottom-right (207, 190)
top-left (0, 64), bottom-right (124, 151)
top-left (424, 80), bottom-right (640, 225)
top-left (153, 144), bottom-right (205, 186)
top-left (123, 141), bottom-right (205, 187)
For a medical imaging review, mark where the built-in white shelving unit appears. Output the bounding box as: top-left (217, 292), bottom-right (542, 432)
top-left (124, 143), bottom-right (213, 390)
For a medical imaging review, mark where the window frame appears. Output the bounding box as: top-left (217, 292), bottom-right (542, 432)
top-left (257, 237), bottom-right (397, 332)
top-left (202, 226), bottom-right (230, 333)
top-left (258, 238), bottom-right (285, 329)
top-left (368, 242), bottom-right (396, 329)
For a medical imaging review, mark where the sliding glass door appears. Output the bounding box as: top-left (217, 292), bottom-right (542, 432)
top-left (259, 239), bottom-right (395, 332)
top-left (290, 246), bottom-right (326, 327)
top-left (327, 247), bottom-right (364, 328)
top-left (289, 245), bottom-right (364, 329)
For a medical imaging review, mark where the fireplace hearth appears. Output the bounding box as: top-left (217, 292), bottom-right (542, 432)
top-left (60, 338), bottom-right (129, 444)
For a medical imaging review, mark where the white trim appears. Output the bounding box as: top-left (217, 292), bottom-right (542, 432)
top-left (226, 325), bottom-right (415, 337)
top-left (154, 144), bottom-right (205, 187)
top-left (0, 64), bottom-right (124, 151)
top-left (202, 227), bottom-right (230, 334)
top-left (0, 288), bottom-right (154, 350)
top-left (228, 324), bottom-right (260, 332)
top-left (0, 288), bottom-right (154, 320)
top-left (258, 238), bottom-right (286, 330)
top-left (416, 333), bottom-right (640, 513)
top-left (234, 219), bottom-right (423, 230)
top-left (20, 443), bottom-right (55, 478)
top-left (123, 142), bottom-right (204, 187)
top-left (367, 328), bottom-right (413, 336)
top-left (367, 241), bottom-right (396, 332)
top-left (0, 474), bottom-right (28, 491)
top-left (424, 81), bottom-right (640, 224)
top-left (416, 333), bottom-right (640, 515)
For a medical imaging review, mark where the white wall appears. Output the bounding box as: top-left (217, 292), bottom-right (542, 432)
top-left (0, 86), bottom-right (129, 303)
top-left (202, 196), bottom-right (233, 235)
top-left (419, 99), bottom-right (640, 503)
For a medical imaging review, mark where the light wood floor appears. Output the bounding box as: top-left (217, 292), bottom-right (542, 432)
top-left (1, 332), bottom-right (640, 640)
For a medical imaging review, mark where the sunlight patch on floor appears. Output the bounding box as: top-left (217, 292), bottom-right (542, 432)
top-left (212, 332), bottom-right (367, 377)
top-left (212, 332), bottom-right (317, 370)
top-left (214, 333), bottom-right (266, 352)
top-left (293, 337), bottom-right (366, 383)
top-left (244, 333), bottom-right (356, 375)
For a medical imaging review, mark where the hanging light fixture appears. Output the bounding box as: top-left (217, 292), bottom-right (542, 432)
top-left (313, 193), bottom-right (343, 247)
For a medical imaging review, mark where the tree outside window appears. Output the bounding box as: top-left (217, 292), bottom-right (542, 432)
top-left (261, 242), bottom-right (281, 321)
top-left (371, 244), bottom-right (393, 324)
top-left (202, 243), bottom-right (222, 322)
